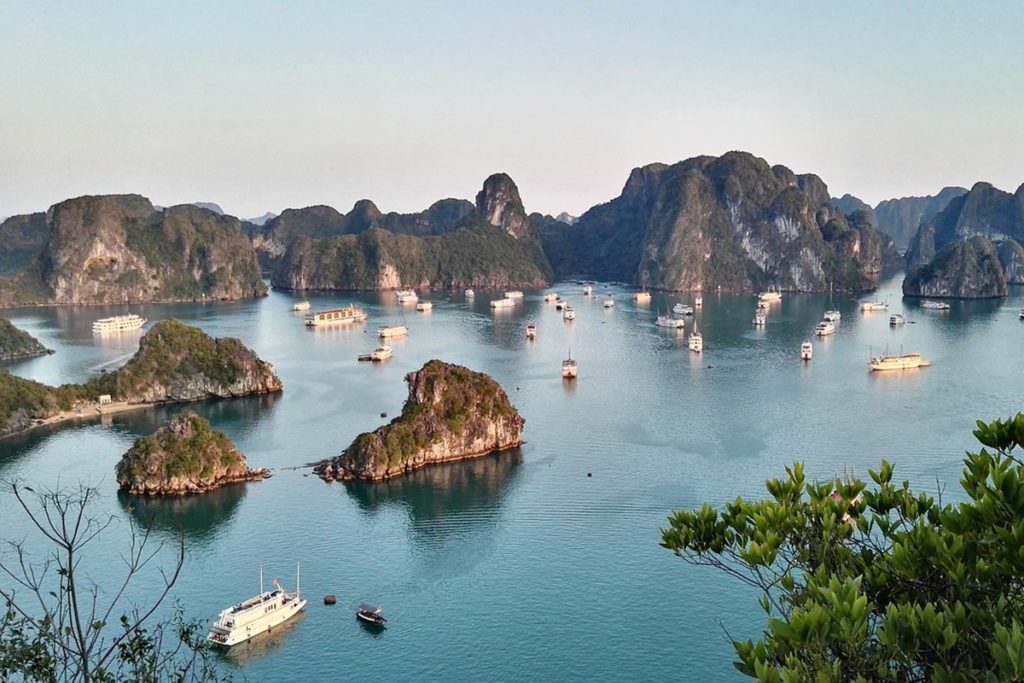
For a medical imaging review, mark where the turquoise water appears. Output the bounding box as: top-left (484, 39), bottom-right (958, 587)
top-left (2, 276), bottom-right (1023, 681)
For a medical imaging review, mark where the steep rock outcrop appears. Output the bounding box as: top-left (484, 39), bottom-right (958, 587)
top-left (998, 239), bottom-right (1024, 284)
top-left (0, 195), bottom-right (266, 307)
top-left (269, 175), bottom-right (551, 291)
top-left (538, 152), bottom-right (896, 293)
top-left (315, 360), bottom-right (524, 481)
top-left (116, 412), bottom-right (270, 495)
top-left (875, 186), bottom-right (967, 248)
top-left (0, 212), bottom-right (49, 276)
top-left (0, 318), bottom-right (51, 362)
top-left (832, 194), bottom-right (875, 226)
top-left (903, 236), bottom-right (1007, 298)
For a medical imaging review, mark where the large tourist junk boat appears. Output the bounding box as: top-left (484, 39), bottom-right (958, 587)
top-left (292, 301), bottom-right (311, 311)
top-left (823, 310), bottom-right (841, 322)
top-left (371, 345), bottom-right (393, 361)
top-left (396, 289), bottom-right (418, 304)
top-left (207, 566), bottom-right (307, 648)
top-left (415, 301), bottom-right (433, 312)
top-left (633, 290), bottom-right (651, 303)
top-left (562, 350), bottom-right (578, 379)
top-left (860, 301), bottom-right (888, 312)
top-left (672, 303), bottom-right (694, 316)
top-left (757, 286), bottom-right (782, 303)
top-left (688, 322), bottom-right (703, 353)
top-left (378, 324), bottom-right (408, 338)
top-left (889, 314), bottom-right (906, 326)
top-left (920, 300), bottom-right (950, 310)
top-left (305, 305), bottom-right (368, 327)
top-left (490, 298), bottom-right (515, 309)
top-left (92, 313), bottom-right (147, 334)
top-left (656, 314), bottom-right (684, 329)
top-left (815, 320), bottom-right (835, 336)
top-left (868, 351), bottom-right (931, 372)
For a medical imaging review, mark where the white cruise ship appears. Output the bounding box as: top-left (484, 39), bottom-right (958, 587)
top-left (305, 305), bottom-right (368, 327)
top-left (655, 314), bottom-right (684, 329)
top-left (757, 286), bottom-right (782, 303)
top-left (814, 320), bottom-right (835, 336)
top-left (920, 300), bottom-right (950, 310)
top-left (688, 323), bottom-right (703, 353)
top-left (292, 301), bottom-right (311, 311)
top-left (823, 310), bottom-right (841, 321)
top-left (860, 301), bottom-right (888, 311)
top-left (869, 352), bottom-right (930, 372)
top-left (92, 314), bottom-right (147, 333)
top-left (672, 303), bottom-right (694, 316)
top-left (633, 291), bottom-right (652, 303)
top-left (490, 298), bottom-right (515, 309)
top-left (378, 325), bottom-right (408, 338)
top-left (207, 566), bottom-right (307, 648)
top-left (396, 289), bottom-right (418, 304)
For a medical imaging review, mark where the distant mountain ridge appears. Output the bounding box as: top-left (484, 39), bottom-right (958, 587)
top-left (538, 151), bottom-right (897, 293)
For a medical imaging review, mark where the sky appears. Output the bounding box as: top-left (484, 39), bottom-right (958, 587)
top-left (1, 1), bottom-right (1022, 219)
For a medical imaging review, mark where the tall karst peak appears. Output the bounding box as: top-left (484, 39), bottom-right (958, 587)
top-left (476, 173), bottom-right (530, 239)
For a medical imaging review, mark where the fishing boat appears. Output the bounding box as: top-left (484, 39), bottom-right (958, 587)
top-left (563, 305), bottom-right (576, 321)
top-left (815, 321), bottom-right (835, 336)
top-left (603, 297), bottom-right (615, 309)
top-left (490, 298), bottom-right (515, 309)
top-left (377, 325), bottom-right (408, 338)
top-left (688, 323), bottom-right (703, 353)
top-left (356, 605), bottom-right (387, 627)
top-left (544, 293), bottom-right (559, 302)
top-left (920, 300), bottom-right (949, 310)
top-left (655, 314), bottom-right (684, 329)
top-left (757, 286), bottom-right (782, 303)
top-left (396, 289), bottom-right (418, 304)
top-left (583, 285), bottom-right (593, 296)
top-left (889, 314), bottom-right (905, 326)
top-left (753, 312), bottom-right (766, 326)
top-left (823, 310), bottom-right (841, 322)
top-left (869, 352), bottom-right (930, 371)
top-left (633, 291), bottom-right (652, 303)
top-left (694, 296), bottom-right (703, 308)
top-left (92, 314), bottom-right (147, 333)
top-left (526, 323), bottom-right (537, 339)
top-left (207, 566), bottom-right (307, 648)
top-left (504, 290), bottom-right (524, 299)
top-left (555, 300), bottom-right (567, 311)
top-left (305, 305), bottom-right (368, 327)
top-left (672, 303), bottom-right (694, 316)
top-left (561, 350), bottom-right (578, 379)
top-left (860, 301), bottom-right (888, 311)
top-left (465, 288), bottom-right (475, 299)
top-left (1020, 308), bottom-right (1024, 320)
top-left (800, 341), bottom-right (813, 361)
top-left (370, 345), bottom-right (393, 361)
top-left (292, 301), bottom-right (311, 311)
top-left (415, 301), bottom-right (433, 312)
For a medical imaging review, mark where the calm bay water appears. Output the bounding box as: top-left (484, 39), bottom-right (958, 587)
top-left (2, 275), bottom-right (1023, 681)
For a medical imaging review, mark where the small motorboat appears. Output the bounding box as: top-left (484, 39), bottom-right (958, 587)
top-left (800, 341), bottom-right (813, 361)
top-left (526, 323), bottom-right (537, 339)
top-left (603, 298), bottom-right (615, 309)
top-left (356, 604), bottom-right (387, 627)
top-left (889, 314), bottom-right (906, 326)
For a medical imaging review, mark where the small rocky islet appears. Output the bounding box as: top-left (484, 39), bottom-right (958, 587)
top-left (116, 411), bottom-right (270, 496)
top-left (315, 360), bottom-right (525, 482)
top-left (0, 317), bottom-right (52, 362)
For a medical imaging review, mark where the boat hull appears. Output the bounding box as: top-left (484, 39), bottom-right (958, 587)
top-left (208, 599), bottom-right (307, 648)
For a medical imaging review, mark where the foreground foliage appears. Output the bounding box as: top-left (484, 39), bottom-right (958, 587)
top-left (662, 414), bottom-right (1024, 681)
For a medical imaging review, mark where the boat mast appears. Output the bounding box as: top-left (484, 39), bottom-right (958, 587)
top-left (296, 562), bottom-right (301, 599)
top-left (260, 565), bottom-right (264, 595)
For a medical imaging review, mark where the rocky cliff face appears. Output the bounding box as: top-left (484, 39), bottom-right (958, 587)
top-left (0, 212), bottom-right (49, 276)
top-left (92, 319), bottom-right (283, 403)
top-left (116, 412), bottom-right (270, 495)
top-left (0, 195), bottom-right (266, 307)
top-left (0, 318), bottom-right (51, 362)
top-left (269, 175), bottom-right (551, 291)
top-left (875, 186), bottom-right (967, 248)
top-left (315, 360), bottom-right (524, 481)
top-left (903, 236), bottom-right (1007, 298)
top-left (538, 152), bottom-right (896, 293)
top-left (832, 194), bottom-right (875, 225)
top-left (904, 182), bottom-right (1024, 298)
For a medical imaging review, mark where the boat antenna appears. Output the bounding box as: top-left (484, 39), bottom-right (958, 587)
top-left (296, 562), bottom-right (300, 599)
top-left (260, 564), bottom-right (264, 595)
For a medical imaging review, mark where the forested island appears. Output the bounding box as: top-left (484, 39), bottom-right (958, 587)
top-left (0, 318), bottom-right (51, 361)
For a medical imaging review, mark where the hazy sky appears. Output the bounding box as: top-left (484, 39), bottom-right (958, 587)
top-left (1, 1), bottom-right (1022, 219)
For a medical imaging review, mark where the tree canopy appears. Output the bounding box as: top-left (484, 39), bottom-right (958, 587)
top-left (661, 413), bottom-right (1024, 681)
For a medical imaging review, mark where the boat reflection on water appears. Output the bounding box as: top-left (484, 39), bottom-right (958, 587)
top-left (214, 609), bottom-right (306, 668)
top-left (118, 483), bottom-right (248, 546)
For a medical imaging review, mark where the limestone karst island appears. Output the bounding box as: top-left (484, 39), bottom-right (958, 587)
top-left (3, 4), bottom-right (1024, 681)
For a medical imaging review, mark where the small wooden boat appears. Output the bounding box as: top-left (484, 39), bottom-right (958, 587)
top-left (356, 604), bottom-right (387, 627)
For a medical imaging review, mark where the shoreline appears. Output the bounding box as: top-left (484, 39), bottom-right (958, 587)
top-left (6, 401), bottom-right (156, 440)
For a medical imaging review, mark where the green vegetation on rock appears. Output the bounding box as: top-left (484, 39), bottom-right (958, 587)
top-left (315, 360), bottom-right (524, 481)
top-left (662, 413), bottom-right (1024, 680)
top-left (0, 318), bottom-right (50, 361)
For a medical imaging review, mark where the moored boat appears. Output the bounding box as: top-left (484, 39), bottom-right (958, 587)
top-left (396, 289), bottom-right (418, 304)
top-left (1020, 308), bottom-right (1024, 320)
top-left (757, 286), bottom-right (782, 303)
top-left (753, 312), bottom-right (766, 326)
top-left (563, 305), bottom-right (576, 321)
top-left (544, 293), bottom-right (559, 302)
top-left (815, 320), bottom-right (835, 336)
top-left (378, 325), bottom-right (408, 338)
top-left (688, 323), bottom-right (703, 353)
top-left (672, 303), bottom-right (694, 316)
top-left (371, 345), bottom-right (393, 361)
top-left (655, 314), bottom-right (684, 329)
top-left (526, 323), bottom-right (537, 339)
top-left (860, 301), bottom-right (887, 311)
top-left (583, 285), bottom-right (593, 296)
top-left (504, 290), bottom-right (524, 299)
top-left (415, 301), bottom-right (433, 312)
top-left (465, 288), bottom-right (475, 299)
top-left (490, 298), bottom-right (515, 309)
top-left (694, 296), bottom-right (703, 308)
top-left (800, 341), bottom-right (813, 361)
top-left (920, 300), bottom-right (949, 310)
top-left (305, 305), bottom-right (368, 327)
top-left (207, 566), bottom-right (307, 648)
top-left (603, 297), bottom-right (615, 309)
top-left (889, 314), bottom-right (905, 326)
top-left (633, 291), bottom-right (651, 303)
top-left (356, 604), bottom-right (387, 627)
top-left (562, 350), bottom-right (578, 379)
top-left (292, 301), bottom-right (311, 311)
top-left (869, 352), bottom-right (930, 371)
top-left (823, 310), bottom-right (841, 322)
top-left (92, 313), bottom-right (147, 333)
